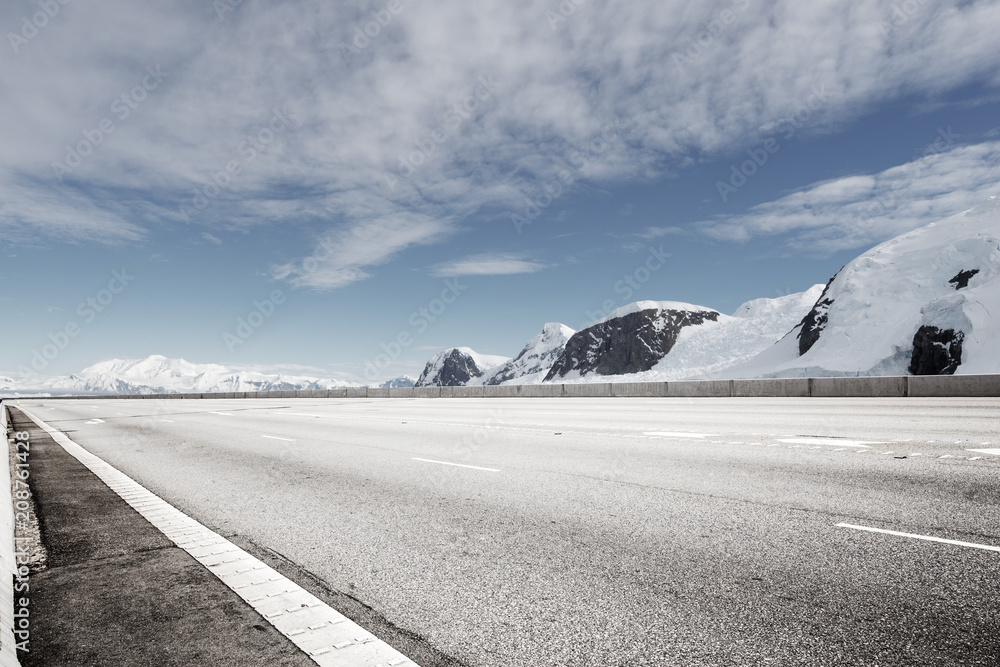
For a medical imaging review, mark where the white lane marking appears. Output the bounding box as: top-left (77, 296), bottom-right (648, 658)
top-left (84, 419), bottom-right (105, 425)
top-left (412, 458), bottom-right (500, 472)
top-left (18, 407), bottom-right (423, 667)
top-left (161, 419), bottom-right (174, 423)
top-left (285, 413), bottom-right (326, 418)
top-left (211, 412), bottom-right (234, 416)
top-left (644, 431), bottom-right (715, 439)
top-left (262, 435), bottom-right (295, 442)
top-left (968, 448), bottom-right (1000, 456)
top-left (837, 523), bottom-right (1000, 554)
top-left (777, 438), bottom-right (878, 448)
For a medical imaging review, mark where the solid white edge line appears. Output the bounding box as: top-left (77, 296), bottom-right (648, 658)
top-left (261, 435), bottom-right (295, 442)
top-left (837, 523), bottom-right (1000, 553)
top-left (0, 402), bottom-right (22, 667)
top-left (17, 406), bottom-right (422, 667)
top-left (411, 458), bottom-right (500, 472)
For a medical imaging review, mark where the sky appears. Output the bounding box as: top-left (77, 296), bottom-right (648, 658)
top-left (2, 0), bottom-right (1000, 384)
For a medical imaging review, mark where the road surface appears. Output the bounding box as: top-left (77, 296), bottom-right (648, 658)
top-left (13, 396), bottom-right (1000, 666)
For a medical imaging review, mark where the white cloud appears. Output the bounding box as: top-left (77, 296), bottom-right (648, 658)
top-left (2, 0), bottom-right (1000, 279)
top-left (271, 213), bottom-right (451, 289)
top-left (698, 141), bottom-right (1000, 252)
top-left (430, 253), bottom-right (547, 278)
top-left (637, 226), bottom-right (687, 240)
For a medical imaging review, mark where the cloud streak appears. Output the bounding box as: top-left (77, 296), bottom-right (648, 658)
top-left (697, 140), bottom-right (1000, 252)
top-left (430, 253), bottom-right (548, 278)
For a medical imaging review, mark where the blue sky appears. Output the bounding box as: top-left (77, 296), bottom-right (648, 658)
top-left (2, 0), bottom-right (1000, 384)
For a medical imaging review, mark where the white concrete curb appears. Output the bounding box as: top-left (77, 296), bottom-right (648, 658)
top-left (0, 402), bottom-right (22, 666)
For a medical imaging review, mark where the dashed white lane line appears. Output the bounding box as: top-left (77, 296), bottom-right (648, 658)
top-left (20, 408), bottom-right (421, 667)
top-left (262, 435), bottom-right (295, 442)
top-left (84, 419), bottom-right (105, 425)
top-left (967, 448), bottom-right (1000, 456)
top-left (411, 457), bottom-right (500, 472)
top-left (777, 438), bottom-right (878, 448)
top-left (211, 412), bottom-right (234, 416)
top-left (644, 432), bottom-right (715, 439)
top-left (837, 523), bottom-right (1000, 554)
top-left (161, 419), bottom-right (174, 423)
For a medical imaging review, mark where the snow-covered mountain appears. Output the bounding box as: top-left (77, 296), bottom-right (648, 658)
top-left (38, 355), bottom-right (360, 394)
top-left (379, 375), bottom-right (416, 389)
top-left (546, 302), bottom-right (722, 380)
top-left (485, 323), bottom-right (575, 385)
top-left (729, 196), bottom-right (1000, 378)
top-left (414, 348), bottom-right (510, 387)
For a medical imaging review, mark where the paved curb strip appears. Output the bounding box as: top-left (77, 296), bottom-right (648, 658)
top-left (0, 403), bottom-right (20, 667)
top-left (18, 406), bottom-right (420, 667)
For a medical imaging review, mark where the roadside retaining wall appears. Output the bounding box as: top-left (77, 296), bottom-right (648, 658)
top-left (6, 375), bottom-right (1000, 401)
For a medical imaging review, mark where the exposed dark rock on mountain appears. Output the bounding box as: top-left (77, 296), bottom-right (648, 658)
top-left (796, 272), bottom-right (839, 356)
top-left (415, 348), bottom-right (502, 387)
top-left (909, 326), bottom-right (965, 375)
top-left (948, 269), bottom-right (980, 290)
top-left (544, 307), bottom-right (719, 380)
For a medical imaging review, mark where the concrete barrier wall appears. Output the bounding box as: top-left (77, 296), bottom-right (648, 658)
top-left (810, 376), bottom-right (908, 398)
top-left (908, 374), bottom-right (1000, 397)
top-left (610, 382), bottom-right (665, 397)
top-left (733, 379), bottom-right (810, 398)
top-left (442, 386), bottom-right (485, 398)
top-left (564, 383), bottom-right (612, 397)
top-left (483, 385), bottom-right (521, 397)
top-left (8, 375), bottom-right (1000, 401)
top-left (520, 384), bottom-right (565, 397)
top-left (665, 380), bottom-right (733, 397)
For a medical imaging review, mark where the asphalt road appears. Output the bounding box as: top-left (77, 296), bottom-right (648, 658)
top-left (13, 396), bottom-right (1000, 666)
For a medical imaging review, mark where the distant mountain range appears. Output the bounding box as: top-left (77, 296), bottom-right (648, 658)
top-left (5, 198), bottom-right (997, 396)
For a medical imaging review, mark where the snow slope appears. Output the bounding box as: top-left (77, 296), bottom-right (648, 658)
top-left (731, 197), bottom-right (1000, 377)
top-left (485, 323), bottom-right (575, 385)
